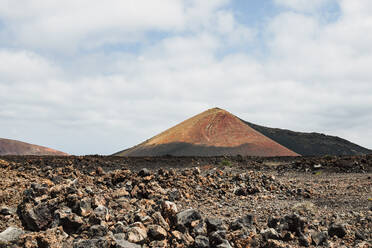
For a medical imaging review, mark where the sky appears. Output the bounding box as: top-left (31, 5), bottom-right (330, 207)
top-left (1, 0), bottom-right (372, 155)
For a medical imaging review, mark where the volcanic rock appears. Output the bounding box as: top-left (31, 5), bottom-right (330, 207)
top-left (206, 218), bottom-right (225, 233)
top-left (298, 233), bottom-right (311, 247)
top-left (194, 235), bottom-right (210, 248)
top-left (54, 207), bottom-right (84, 234)
top-left (89, 225), bottom-right (108, 238)
top-left (0, 227), bottom-right (24, 244)
top-left (93, 205), bottom-right (110, 222)
top-left (266, 239), bottom-right (288, 248)
top-left (148, 224), bottom-right (167, 240)
top-left (246, 121), bottom-right (372, 156)
top-left (311, 231), bottom-right (328, 246)
top-left (114, 108), bottom-right (299, 157)
top-left (114, 107), bottom-right (372, 156)
top-left (113, 234), bottom-right (141, 248)
top-left (73, 238), bottom-right (110, 248)
top-left (261, 228), bottom-right (280, 240)
top-left (152, 211), bottom-right (170, 231)
top-left (328, 223), bottom-right (347, 238)
top-left (18, 202), bottom-right (55, 231)
top-left (126, 222), bottom-right (148, 244)
top-left (21, 226), bottom-right (69, 248)
top-left (176, 209), bottom-right (202, 230)
top-left (216, 239), bottom-right (233, 248)
top-left (277, 213), bottom-right (307, 235)
top-left (0, 206), bottom-right (12, 216)
top-left (0, 155), bottom-right (371, 247)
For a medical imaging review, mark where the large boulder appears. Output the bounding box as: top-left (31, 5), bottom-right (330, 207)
top-left (126, 222), bottom-right (148, 244)
top-left (148, 225), bottom-right (167, 240)
top-left (176, 209), bottom-right (202, 229)
top-left (328, 223), bottom-right (347, 238)
top-left (18, 202), bottom-right (55, 231)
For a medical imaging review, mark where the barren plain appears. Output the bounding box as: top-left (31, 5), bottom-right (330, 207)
top-left (0, 155), bottom-right (371, 247)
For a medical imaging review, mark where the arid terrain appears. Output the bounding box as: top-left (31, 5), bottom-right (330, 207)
top-left (0, 155), bottom-right (371, 247)
top-left (0, 138), bottom-right (68, 156)
top-left (115, 108), bottom-right (371, 157)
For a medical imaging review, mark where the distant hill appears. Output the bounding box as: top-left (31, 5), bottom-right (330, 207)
top-left (0, 138), bottom-right (68, 156)
top-left (114, 108), bottom-right (299, 157)
top-left (114, 108), bottom-right (371, 157)
top-left (244, 121), bottom-right (371, 156)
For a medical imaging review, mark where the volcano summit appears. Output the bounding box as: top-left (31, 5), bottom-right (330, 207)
top-left (115, 108), bottom-right (299, 157)
top-left (115, 108), bottom-right (371, 157)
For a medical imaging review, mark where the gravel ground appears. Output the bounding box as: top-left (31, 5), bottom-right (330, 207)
top-left (0, 155), bottom-right (371, 247)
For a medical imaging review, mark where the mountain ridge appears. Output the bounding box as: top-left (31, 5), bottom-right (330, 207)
top-left (115, 108), bottom-right (371, 157)
top-left (0, 138), bottom-right (68, 156)
top-left (244, 121), bottom-right (371, 156)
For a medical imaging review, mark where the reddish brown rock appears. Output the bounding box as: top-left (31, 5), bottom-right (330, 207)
top-left (0, 138), bottom-right (68, 156)
top-left (0, 155), bottom-right (370, 247)
top-left (114, 108), bottom-right (299, 157)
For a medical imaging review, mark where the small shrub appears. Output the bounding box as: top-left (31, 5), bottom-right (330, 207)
top-left (292, 201), bottom-right (316, 215)
top-left (220, 159), bottom-right (232, 167)
top-left (323, 154), bottom-right (334, 161)
top-left (314, 171), bottom-right (323, 176)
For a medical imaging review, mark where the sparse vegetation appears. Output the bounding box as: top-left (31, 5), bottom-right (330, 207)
top-left (314, 170), bottom-right (323, 176)
top-left (292, 201), bottom-right (316, 215)
top-left (220, 159), bottom-right (232, 167)
top-left (323, 154), bottom-right (334, 161)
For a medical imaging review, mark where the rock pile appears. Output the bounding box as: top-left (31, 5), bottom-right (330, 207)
top-left (0, 156), bottom-right (371, 247)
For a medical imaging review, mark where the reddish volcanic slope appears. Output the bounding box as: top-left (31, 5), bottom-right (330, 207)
top-left (115, 108), bottom-right (299, 157)
top-left (0, 138), bottom-right (68, 156)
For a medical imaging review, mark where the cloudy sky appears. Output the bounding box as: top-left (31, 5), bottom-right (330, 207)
top-left (1, 0), bottom-right (371, 155)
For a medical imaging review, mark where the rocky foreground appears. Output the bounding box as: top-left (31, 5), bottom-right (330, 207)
top-left (0, 155), bottom-right (371, 247)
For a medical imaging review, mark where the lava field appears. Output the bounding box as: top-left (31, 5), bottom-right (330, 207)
top-left (0, 155), bottom-right (371, 247)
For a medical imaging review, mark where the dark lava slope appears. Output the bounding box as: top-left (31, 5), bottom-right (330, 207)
top-left (245, 121), bottom-right (371, 156)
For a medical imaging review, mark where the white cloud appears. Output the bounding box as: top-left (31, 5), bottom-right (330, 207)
top-left (214, 11), bottom-right (256, 45)
top-left (274, 0), bottom-right (334, 12)
top-left (0, 50), bottom-right (60, 82)
top-left (339, 0), bottom-right (372, 16)
top-left (264, 2), bottom-right (372, 83)
top-left (0, 0), bottom-right (230, 52)
top-left (259, 0), bottom-right (372, 147)
top-left (0, 0), bottom-right (372, 154)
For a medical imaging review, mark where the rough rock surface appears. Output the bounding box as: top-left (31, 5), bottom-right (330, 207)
top-left (0, 155), bottom-right (371, 247)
